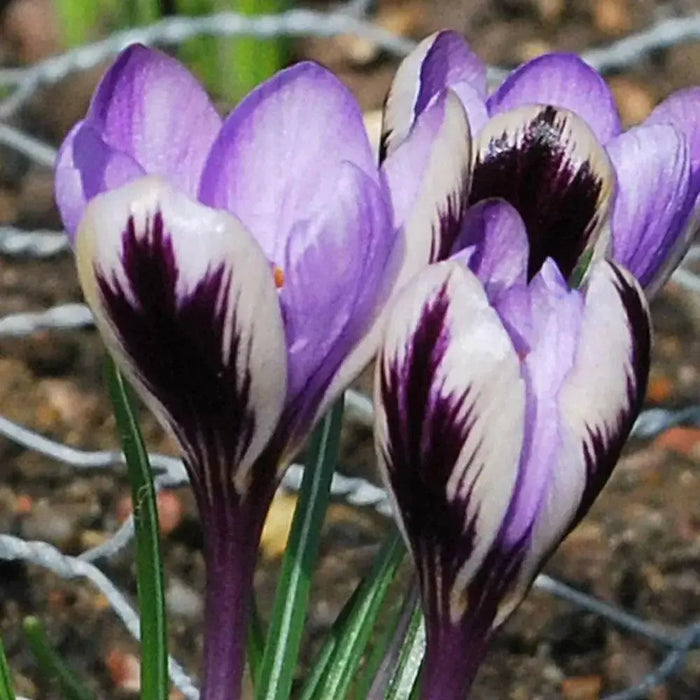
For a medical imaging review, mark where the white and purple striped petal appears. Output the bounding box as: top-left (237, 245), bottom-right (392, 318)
top-left (607, 124), bottom-right (694, 294)
top-left (470, 105), bottom-right (614, 283)
top-left (489, 260), bottom-right (650, 626)
top-left (380, 30), bottom-right (486, 159)
top-left (487, 53), bottom-right (621, 144)
top-left (75, 176), bottom-right (288, 499)
top-left (383, 90), bottom-right (472, 273)
top-left (375, 261), bottom-right (526, 628)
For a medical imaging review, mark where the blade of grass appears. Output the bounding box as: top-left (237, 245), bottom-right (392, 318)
top-left (0, 633), bottom-right (15, 700)
top-left (362, 579), bottom-right (420, 700)
top-left (23, 617), bottom-right (94, 700)
top-left (106, 358), bottom-right (168, 700)
top-left (309, 531), bottom-right (406, 700)
top-left (228, 0), bottom-right (291, 102)
top-left (384, 600), bottom-right (425, 700)
top-left (298, 586), bottom-right (364, 700)
top-left (255, 399), bottom-right (344, 700)
top-left (55, 0), bottom-right (104, 45)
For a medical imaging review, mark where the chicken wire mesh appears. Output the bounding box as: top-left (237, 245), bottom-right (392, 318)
top-left (0, 3), bottom-right (698, 699)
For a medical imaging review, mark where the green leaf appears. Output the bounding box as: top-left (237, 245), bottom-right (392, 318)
top-left (309, 531), bottom-right (406, 700)
top-left (228, 0), bottom-right (291, 102)
top-left (0, 633), bottom-right (15, 700)
top-left (361, 580), bottom-right (419, 699)
top-left (384, 602), bottom-right (425, 700)
top-left (22, 617), bottom-right (93, 700)
top-left (106, 358), bottom-right (169, 700)
top-left (255, 399), bottom-right (344, 700)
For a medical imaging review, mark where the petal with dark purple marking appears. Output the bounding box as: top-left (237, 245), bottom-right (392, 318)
top-left (380, 31), bottom-right (486, 160)
top-left (491, 260), bottom-right (650, 627)
top-left (383, 91), bottom-right (472, 276)
top-left (607, 124), bottom-right (693, 292)
top-left (487, 53), bottom-right (621, 144)
top-left (375, 261), bottom-right (525, 626)
top-left (470, 105), bottom-right (614, 283)
top-left (76, 177), bottom-right (288, 499)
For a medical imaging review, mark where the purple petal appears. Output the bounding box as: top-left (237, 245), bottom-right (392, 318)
top-left (487, 53), bottom-right (621, 144)
top-left (383, 91), bottom-right (471, 277)
top-left (85, 44), bottom-right (221, 197)
top-left (199, 62), bottom-right (376, 265)
top-left (607, 124), bottom-right (693, 291)
top-left (375, 261), bottom-right (525, 626)
top-left (75, 177), bottom-right (288, 496)
top-left (492, 260), bottom-right (650, 626)
top-left (646, 87), bottom-right (700, 187)
top-left (452, 199), bottom-right (529, 298)
top-left (278, 162), bottom-right (393, 440)
top-left (470, 105), bottom-right (614, 283)
top-left (55, 122), bottom-right (146, 239)
top-left (381, 31), bottom-right (486, 160)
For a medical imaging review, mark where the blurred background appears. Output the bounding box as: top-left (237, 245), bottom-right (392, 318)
top-left (0, 1), bottom-right (698, 698)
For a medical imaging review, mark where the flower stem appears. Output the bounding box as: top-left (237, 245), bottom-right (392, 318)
top-left (419, 624), bottom-right (489, 700)
top-left (200, 508), bottom-right (264, 700)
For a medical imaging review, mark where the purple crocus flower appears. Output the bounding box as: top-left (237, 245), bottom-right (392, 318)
top-left (373, 32), bottom-right (663, 698)
top-left (375, 252), bottom-right (651, 698)
top-left (55, 45), bottom-right (471, 699)
top-left (381, 30), bottom-right (700, 296)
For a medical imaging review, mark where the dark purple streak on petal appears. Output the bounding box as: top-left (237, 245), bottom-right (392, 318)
top-left (571, 266), bottom-right (650, 528)
top-left (379, 285), bottom-right (480, 624)
top-left (470, 106), bottom-right (607, 281)
top-left (95, 212), bottom-right (258, 492)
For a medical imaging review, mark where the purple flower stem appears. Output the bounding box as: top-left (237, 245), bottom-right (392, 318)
top-left (197, 475), bottom-right (276, 700)
top-left (420, 623), bottom-right (491, 700)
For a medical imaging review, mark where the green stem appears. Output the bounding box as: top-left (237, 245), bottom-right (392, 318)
top-left (106, 359), bottom-right (168, 700)
top-left (255, 399), bottom-right (344, 700)
top-left (23, 617), bottom-right (94, 700)
top-left (0, 633), bottom-right (15, 700)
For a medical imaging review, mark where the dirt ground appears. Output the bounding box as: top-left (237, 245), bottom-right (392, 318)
top-left (0, 0), bottom-right (699, 698)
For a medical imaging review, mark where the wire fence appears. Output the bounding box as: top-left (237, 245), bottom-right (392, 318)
top-left (0, 3), bottom-right (699, 699)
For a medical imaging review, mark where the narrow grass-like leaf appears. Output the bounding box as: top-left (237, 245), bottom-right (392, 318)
top-left (255, 399), bottom-right (344, 700)
top-left (0, 633), bottom-right (15, 700)
top-left (23, 617), bottom-right (93, 700)
top-left (310, 531), bottom-right (405, 700)
top-left (55, 0), bottom-right (104, 45)
top-left (106, 358), bottom-right (168, 700)
top-left (298, 586), bottom-right (364, 700)
top-left (384, 603), bottom-right (425, 700)
top-left (362, 580), bottom-right (419, 700)
top-left (229, 0), bottom-right (290, 101)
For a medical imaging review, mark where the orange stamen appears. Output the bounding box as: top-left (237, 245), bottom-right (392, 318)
top-left (273, 266), bottom-right (285, 289)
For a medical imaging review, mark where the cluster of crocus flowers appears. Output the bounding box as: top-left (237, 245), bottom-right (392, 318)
top-left (54, 43), bottom-right (470, 699)
top-left (374, 30), bottom-right (698, 698)
top-left (55, 30), bottom-right (697, 700)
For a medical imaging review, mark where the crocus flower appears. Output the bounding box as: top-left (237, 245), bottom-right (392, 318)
top-left (373, 32), bottom-right (665, 698)
top-left (375, 253), bottom-right (651, 697)
top-left (55, 45), bottom-right (471, 698)
top-left (381, 30), bottom-right (700, 296)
